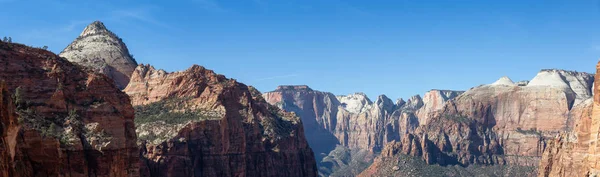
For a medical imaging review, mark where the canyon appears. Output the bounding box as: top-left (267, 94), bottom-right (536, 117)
top-left (0, 21), bottom-right (317, 177)
top-left (265, 69), bottom-right (595, 176)
top-left (0, 40), bottom-right (138, 177)
top-left (1, 19), bottom-right (599, 177)
top-left (125, 64), bottom-right (317, 177)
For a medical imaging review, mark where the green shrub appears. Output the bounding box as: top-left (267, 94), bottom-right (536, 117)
top-left (134, 98), bottom-right (221, 125)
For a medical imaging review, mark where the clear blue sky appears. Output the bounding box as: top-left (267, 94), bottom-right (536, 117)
top-left (1, 0), bottom-right (599, 100)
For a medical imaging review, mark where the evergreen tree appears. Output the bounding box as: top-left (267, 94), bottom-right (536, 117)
top-left (2, 37), bottom-right (6, 42)
top-left (8, 37), bottom-right (12, 43)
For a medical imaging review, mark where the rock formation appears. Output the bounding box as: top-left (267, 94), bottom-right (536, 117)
top-left (537, 68), bottom-right (600, 176)
top-left (264, 85), bottom-right (463, 176)
top-left (491, 76), bottom-right (517, 86)
top-left (0, 41), bottom-right (139, 176)
top-left (528, 69), bottom-right (593, 105)
top-left (359, 69), bottom-right (594, 176)
top-left (60, 21), bottom-right (138, 89)
top-left (416, 89), bottom-right (465, 125)
top-left (124, 65), bottom-right (317, 177)
top-left (262, 85), bottom-right (340, 164)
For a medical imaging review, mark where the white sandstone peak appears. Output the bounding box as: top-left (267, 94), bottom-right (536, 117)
top-left (80, 21), bottom-right (110, 37)
top-left (490, 76), bottom-right (516, 86)
top-left (337, 93), bottom-right (373, 114)
top-left (527, 69), bottom-right (593, 105)
top-left (60, 21), bottom-right (138, 89)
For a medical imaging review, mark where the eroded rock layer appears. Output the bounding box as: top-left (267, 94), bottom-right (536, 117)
top-left (361, 69), bottom-right (594, 177)
top-left (124, 65), bottom-right (317, 177)
top-left (537, 66), bottom-right (600, 176)
top-left (264, 86), bottom-right (463, 176)
top-left (0, 41), bottom-right (139, 177)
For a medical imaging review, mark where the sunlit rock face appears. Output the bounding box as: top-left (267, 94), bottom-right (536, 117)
top-left (60, 21), bottom-right (138, 89)
top-left (0, 41), bottom-right (139, 177)
top-left (538, 67), bottom-right (600, 177)
top-left (264, 85), bottom-right (464, 176)
top-left (124, 65), bottom-right (317, 177)
top-left (359, 69), bottom-right (594, 177)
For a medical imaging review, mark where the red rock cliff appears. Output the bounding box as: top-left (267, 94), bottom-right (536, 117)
top-left (0, 41), bottom-right (139, 176)
top-left (538, 63), bottom-right (600, 176)
top-left (124, 64), bottom-right (317, 177)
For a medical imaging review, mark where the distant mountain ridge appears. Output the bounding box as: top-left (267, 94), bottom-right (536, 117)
top-left (264, 85), bottom-right (463, 176)
top-left (265, 68), bottom-right (594, 177)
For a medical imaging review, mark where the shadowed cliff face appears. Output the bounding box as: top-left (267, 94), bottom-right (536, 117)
top-left (263, 86), bottom-right (340, 161)
top-left (124, 64), bottom-right (317, 177)
top-left (264, 86), bottom-right (463, 176)
top-left (0, 41), bottom-right (139, 177)
top-left (265, 69), bottom-right (593, 176)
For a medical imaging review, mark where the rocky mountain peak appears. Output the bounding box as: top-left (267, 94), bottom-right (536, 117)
top-left (401, 94), bottom-right (424, 111)
top-left (375, 94), bottom-right (395, 112)
top-left (528, 69), bottom-right (594, 104)
top-left (490, 76), bottom-right (516, 86)
top-left (124, 64), bottom-right (317, 176)
top-left (337, 92), bottom-right (373, 113)
top-left (79, 21), bottom-right (110, 37)
top-left (60, 21), bottom-right (138, 89)
top-left (396, 98), bottom-right (406, 107)
top-left (275, 85), bottom-right (314, 92)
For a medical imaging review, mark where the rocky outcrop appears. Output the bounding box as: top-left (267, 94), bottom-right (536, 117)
top-left (358, 69), bottom-right (594, 176)
top-left (264, 85), bottom-right (463, 176)
top-left (400, 95), bottom-right (424, 111)
top-left (491, 76), bottom-right (517, 86)
top-left (60, 21), bottom-right (138, 89)
top-left (537, 68), bottom-right (600, 176)
top-left (537, 100), bottom-right (592, 177)
top-left (124, 65), bottom-right (317, 177)
top-left (336, 93), bottom-right (373, 114)
top-left (263, 85), bottom-right (340, 164)
top-left (416, 90), bottom-right (464, 125)
top-left (528, 69), bottom-right (593, 105)
top-left (0, 41), bottom-right (139, 176)
top-left (516, 80), bottom-right (530, 86)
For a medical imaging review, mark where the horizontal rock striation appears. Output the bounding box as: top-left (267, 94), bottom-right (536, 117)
top-left (0, 41), bottom-right (139, 177)
top-left (264, 86), bottom-right (463, 176)
top-left (124, 64), bottom-right (317, 177)
top-left (537, 67), bottom-right (600, 176)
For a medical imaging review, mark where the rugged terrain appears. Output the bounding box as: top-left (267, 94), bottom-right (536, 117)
top-left (124, 64), bottom-right (317, 177)
top-left (537, 64), bottom-right (600, 176)
top-left (263, 86), bottom-right (463, 176)
top-left (60, 21), bottom-right (138, 89)
top-left (265, 69), bottom-right (594, 176)
top-left (358, 70), bottom-right (594, 177)
top-left (0, 41), bottom-right (139, 176)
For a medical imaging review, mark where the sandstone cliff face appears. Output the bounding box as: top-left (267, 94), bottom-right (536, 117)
top-left (262, 85), bottom-right (340, 164)
top-left (416, 89), bottom-right (465, 125)
top-left (124, 65), bottom-right (317, 177)
top-left (0, 41), bottom-right (139, 176)
top-left (264, 87), bottom-right (463, 152)
top-left (264, 86), bottom-right (463, 176)
top-left (360, 70), bottom-right (594, 177)
top-left (537, 67), bottom-right (600, 176)
top-left (60, 21), bottom-right (138, 89)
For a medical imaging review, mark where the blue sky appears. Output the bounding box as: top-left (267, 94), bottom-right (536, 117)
top-left (1, 0), bottom-right (599, 100)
